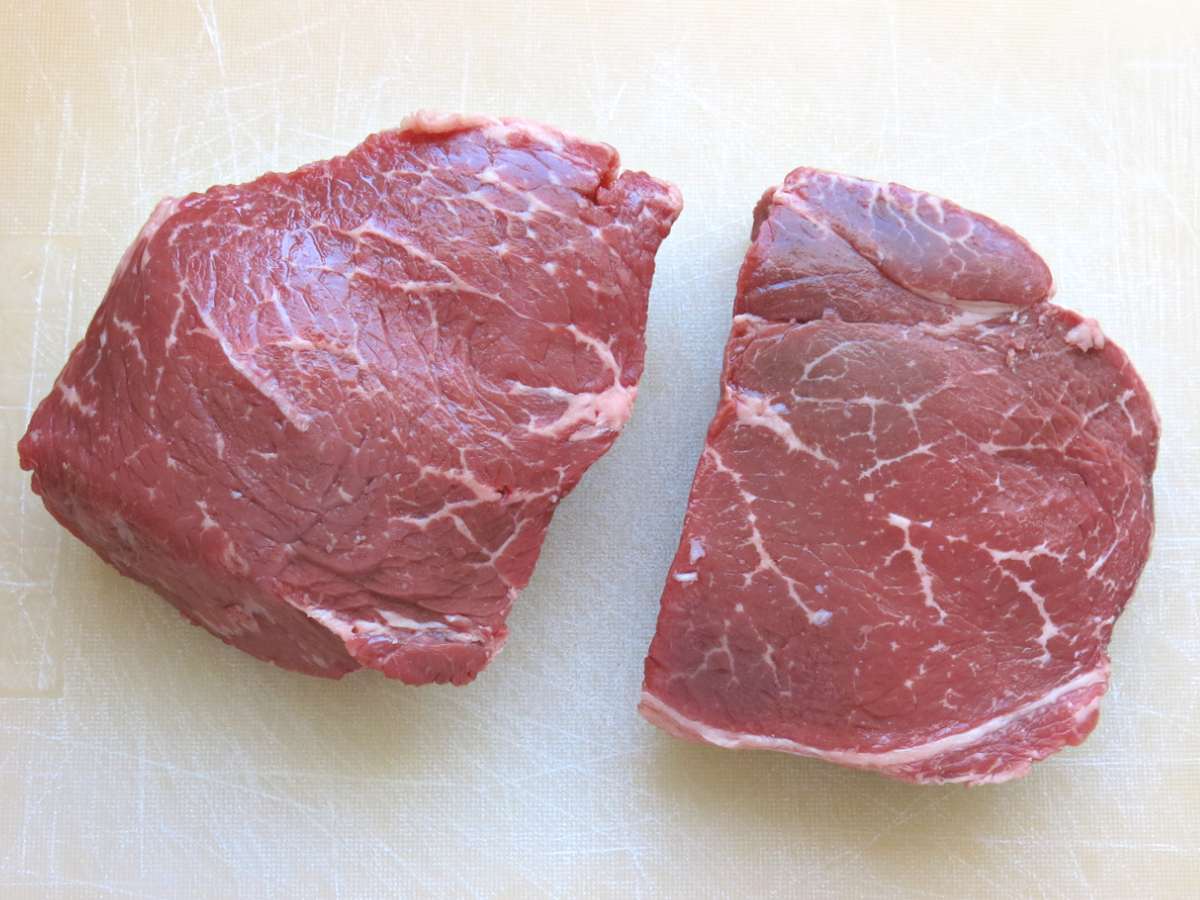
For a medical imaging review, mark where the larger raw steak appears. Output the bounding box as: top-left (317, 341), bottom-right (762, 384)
top-left (19, 112), bottom-right (681, 684)
top-left (640, 169), bottom-right (1158, 783)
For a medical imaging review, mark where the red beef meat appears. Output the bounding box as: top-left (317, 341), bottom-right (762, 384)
top-left (19, 112), bottom-right (681, 684)
top-left (641, 169), bottom-right (1157, 784)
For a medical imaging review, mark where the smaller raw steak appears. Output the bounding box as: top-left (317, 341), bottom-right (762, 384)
top-left (20, 112), bottom-right (681, 684)
top-left (641, 169), bottom-right (1158, 784)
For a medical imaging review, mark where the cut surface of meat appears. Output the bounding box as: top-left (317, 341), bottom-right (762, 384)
top-left (640, 169), bottom-right (1158, 784)
top-left (19, 111), bottom-right (681, 684)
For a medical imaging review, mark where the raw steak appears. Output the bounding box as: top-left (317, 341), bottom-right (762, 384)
top-left (640, 169), bottom-right (1158, 784)
top-left (19, 112), bottom-right (681, 684)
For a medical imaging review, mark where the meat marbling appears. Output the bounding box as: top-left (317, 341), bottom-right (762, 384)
top-left (19, 112), bottom-right (681, 684)
top-left (640, 169), bottom-right (1158, 784)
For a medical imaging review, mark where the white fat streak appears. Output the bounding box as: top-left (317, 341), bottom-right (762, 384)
top-left (639, 663), bottom-right (1108, 782)
top-left (1071, 691), bottom-right (1104, 725)
top-left (1116, 389), bottom-right (1144, 437)
top-left (1086, 536), bottom-right (1123, 579)
top-left (1004, 574), bottom-right (1060, 662)
top-left (196, 500), bottom-right (217, 530)
top-left (938, 299), bottom-right (1019, 326)
top-left (110, 316), bottom-right (148, 367)
top-left (164, 289), bottom-right (186, 351)
top-left (730, 387), bottom-right (832, 464)
top-left (519, 324), bottom-right (635, 441)
top-left (706, 446), bottom-right (829, 626)
top-left (731, 312), bottom-right (773, 331)
top-left (379, 609), bottom-right (479, 641)
top-left (57, 383), bottom-right (97, 417)
top-left (986, 541), bottom-right (1068, 564)
top-left (481, 118), bottom-right (568, 153)
top-left (185, 288), bottom-right (316, 431)
top-left (860, 442), bottom-right (936, 478)
top-left (986, 541), bottom-right (1066, 663)
top-left (517, 381), bottom-right (636, 441)
top-left (397, 109), bottom-right (495, 135)
top-left (268, 288), bottom-right (298, 338)
top-left (418, 464), bottom-right (502, 502)
top-left (1065, 318), bottom-right (1106, 352)
top-left (306, 607), bottom-right (481, 645)
top-left (886, 513), bottom-right (947, 624)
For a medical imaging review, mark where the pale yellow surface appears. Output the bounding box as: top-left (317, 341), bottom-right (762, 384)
top-left (1, 1), bottom-right (1197, 897)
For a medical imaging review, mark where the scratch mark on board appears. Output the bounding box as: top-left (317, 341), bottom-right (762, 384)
top-left (195, 0), bottom-right (225, 76)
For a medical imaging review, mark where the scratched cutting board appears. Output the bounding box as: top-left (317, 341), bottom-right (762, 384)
top-left (1, 1), bottom-right (1197, 897)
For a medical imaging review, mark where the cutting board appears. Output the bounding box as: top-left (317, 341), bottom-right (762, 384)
top-left (2, 1), bottom-right (1197, 896)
